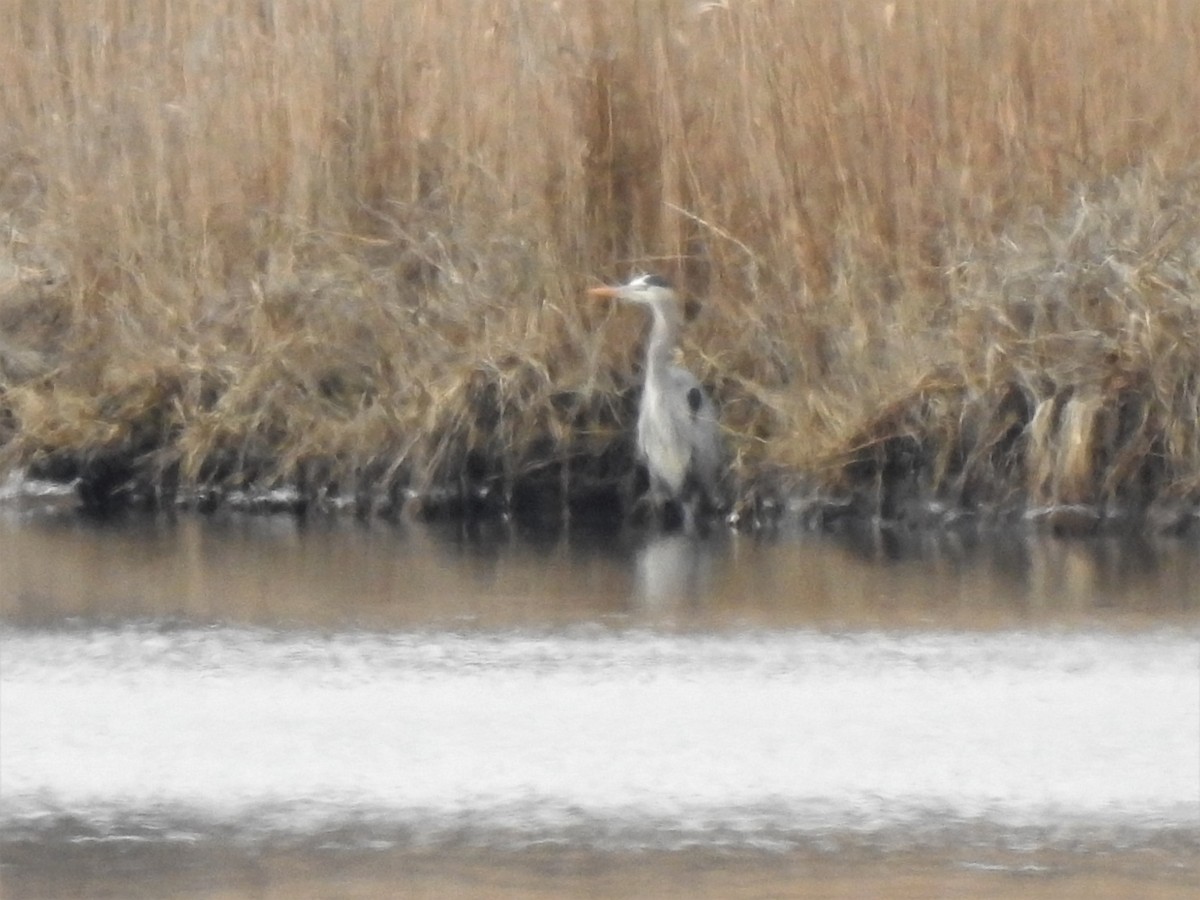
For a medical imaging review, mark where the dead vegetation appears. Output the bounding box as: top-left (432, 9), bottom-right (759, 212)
top-left (1, 1), bottom-right (1198, 529)
top-left (835, 168), bottom-right (1200, 531)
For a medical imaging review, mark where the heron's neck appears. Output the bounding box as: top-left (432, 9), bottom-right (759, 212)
top-left (645, 304), bottom-right (678, 378)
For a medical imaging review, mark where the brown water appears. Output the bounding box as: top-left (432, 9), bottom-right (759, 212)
top-left (2, 507), bottom-right (1196, 631)
top-left (1, 503), bottom-right (1198, 899)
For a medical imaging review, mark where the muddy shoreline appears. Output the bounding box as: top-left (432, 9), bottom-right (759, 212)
top-left (4, 465), bottom-right (1198, 539)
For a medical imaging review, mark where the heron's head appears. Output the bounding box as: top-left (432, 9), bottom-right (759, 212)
top-left (588, 274), bottom-right (680, 316)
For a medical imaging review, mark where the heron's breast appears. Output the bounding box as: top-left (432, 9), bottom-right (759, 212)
top-left (636, 396), bottom-right (692, 491)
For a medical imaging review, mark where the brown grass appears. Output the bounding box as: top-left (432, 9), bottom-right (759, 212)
top-left (1, 0), bottom-right (1199, 525)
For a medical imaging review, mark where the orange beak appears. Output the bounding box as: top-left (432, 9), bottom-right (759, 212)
top-left (588, 285), bottom-right (620, 300)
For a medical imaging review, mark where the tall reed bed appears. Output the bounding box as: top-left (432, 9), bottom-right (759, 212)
top-left (1, 1), bottom-right (1198, 523)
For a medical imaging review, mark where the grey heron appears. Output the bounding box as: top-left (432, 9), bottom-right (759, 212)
top-left (589, 274), bottom-right (724, 529)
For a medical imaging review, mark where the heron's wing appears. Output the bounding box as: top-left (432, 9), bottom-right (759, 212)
top-left (666, 366), bottom-right (716, 420)
top-left (665, 366), bottom-right (723, 488)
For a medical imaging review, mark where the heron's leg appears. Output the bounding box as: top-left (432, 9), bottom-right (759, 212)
top-left (629, 492), bottom-right (656, 525)
top-left (626, 464), bottom-right (658, 525)
top-left (647, 485), bottom-right (667, 528)
top-left (622, 465), bottom-right (642, 518)
top-left (678, 479), bottom-right (714, 536)
top-left (680, 499), bottom-right (696, 534)
top-left (654, 480), bottom-right (690, 531)
top-left (642, 475), bottom-right (678, 529)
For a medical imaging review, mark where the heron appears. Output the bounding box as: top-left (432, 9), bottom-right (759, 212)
top-left (589, 274), bottom-right (724, 529)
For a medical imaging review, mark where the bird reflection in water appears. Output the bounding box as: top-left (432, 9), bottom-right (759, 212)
top-left (634, 532), bottom-right (719, 614)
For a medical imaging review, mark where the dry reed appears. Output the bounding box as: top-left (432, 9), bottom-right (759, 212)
top-left (1, 0), bottom-right (1198, 527)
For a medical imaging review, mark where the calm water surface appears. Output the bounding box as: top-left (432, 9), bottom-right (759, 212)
top-left (1, 501), bottom-right (1198, 898)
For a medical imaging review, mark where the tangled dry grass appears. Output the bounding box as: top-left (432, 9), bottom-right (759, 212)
top-left (1, 0), bottom-right (1199, 529)
top-left (835, 168), bottom-right (1200, 530)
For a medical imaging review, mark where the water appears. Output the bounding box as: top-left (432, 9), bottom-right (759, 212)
top-left (3, 507), bottom-right (1196, 631)
top-left (1, 504), bottom-right (1199, 897)
top-left (4, 628), bottom-right (1196, 850)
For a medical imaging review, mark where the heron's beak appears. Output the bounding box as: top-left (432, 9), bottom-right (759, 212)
top-left (588, 285), bottom-right (621, 301)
